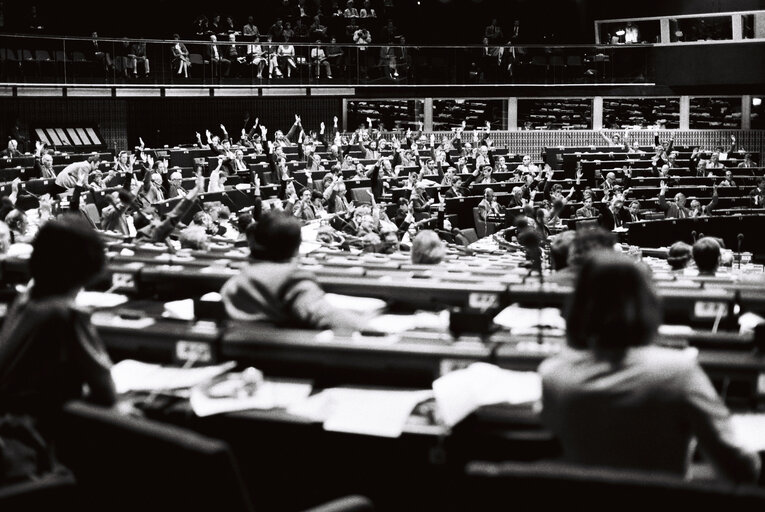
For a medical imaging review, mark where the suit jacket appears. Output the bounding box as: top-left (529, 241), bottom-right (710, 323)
top-left (540, 345), bottom-right (760, 481)
top-left (599, 207), bottom-right (631, 230)
top-left (575, 206), bottom-right (598, 218)
top-left (293, 200), bottom-right (317, 220)
top-left (658, 192), bottom-right (692, 219)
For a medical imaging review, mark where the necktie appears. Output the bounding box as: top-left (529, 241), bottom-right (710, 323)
top-left (678, 209), bottom-right (685, 219)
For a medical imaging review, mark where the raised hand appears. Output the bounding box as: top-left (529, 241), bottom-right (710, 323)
top-left (195, 131), bottom-right (201, 140)
top-left (320, 121), bottom-right (325, 130)
top-left (146, 154), bottom-right (154, 168)
top-left (294, 114), bottom-right (301, 124)
top-left (333, 116), bottom-right (338, 125)
top-left (139, 137), bottom-right (145, 148)
top-left (220, 123), bottom-right (226, 132)
top-left (660, 180), bottom-right (667, 193)
top-left (205, 129), bottom-right (212, 138)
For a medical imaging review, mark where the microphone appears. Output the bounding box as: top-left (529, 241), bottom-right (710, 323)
top-left (737, 233), bottom-right (744, 253)
top-left (691, 230), bottom-right (697, 243)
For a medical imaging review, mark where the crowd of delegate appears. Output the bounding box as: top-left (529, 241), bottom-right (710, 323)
top-left (0, 114), bottom-right (764, 490)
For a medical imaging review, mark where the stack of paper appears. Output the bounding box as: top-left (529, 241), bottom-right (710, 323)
top-left (111, 359), bottom-right (236, 394)
top-left (190, 379), bottom-right (313, 417)
top-left (288, 387), bottom-right (434, 438)
top-left (433, 363), bottom-right (542, 427)
top-left (493, 304), bottom-right (566, 335)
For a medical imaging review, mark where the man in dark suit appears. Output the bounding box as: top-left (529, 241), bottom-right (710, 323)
top-left (575, 196), bottom-right (599, 218)
top-left (600, 196), bottom-right (631, 230)
top-left (206, 35), bottom-right (231, 77)
top-left (627, 200), bottom-right (643, 223)
top-left (444, 174), bottom-right (475, 199)
top-left (748, 177), bottom-right (765, 208)
top-left (658, 181), bottom-right (692, 219)
top-left (1, 139), bottom-right (23, 158)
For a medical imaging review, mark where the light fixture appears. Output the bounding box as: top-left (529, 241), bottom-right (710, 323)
top-left (753, 97), bottom-right (762, 107)
top-left (615, 29), bottom-right (626, 36)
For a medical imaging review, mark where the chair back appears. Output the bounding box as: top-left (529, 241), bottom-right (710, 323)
top-left (463, 460), bottom-right (765, 511)
top-left (55, 401), bottom-right (254, 512)
top-left (472, 207), bottom-right (486, 238)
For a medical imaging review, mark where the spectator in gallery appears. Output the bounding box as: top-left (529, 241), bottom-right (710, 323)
top-left (311, 41), bottom-right (333, 79)
top-left (206, 35), bottom-right (231, 77)
top-left (624, 21), bottom-right (639, 43)
top-left (171, 34), bottom-right (191, 78)
top-left (344, 0), bottom-right (359, 18)
top-left (221, 211), bottom-right (362, 331)
top-left (128, 40), bottom-right (150, 77)
top-left (359, 1), bottom-right (376, 18)
top-left (540, 251), bottom-right (760, 483)
top-left (738, 153), bottom-right (757, 168)
top-left (243, 16), bottom-right (260, 40)
top-left (485, 18), bottom-right (503, 45)
top-left (91, 31), bottom-right (113, 73)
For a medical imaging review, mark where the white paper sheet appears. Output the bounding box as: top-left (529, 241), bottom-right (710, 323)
top-left (432, 362), bottom-right (542, 427)
top-left (162, 298), bottom-right (195, 320)
top-left (493, 304), bottom-right (566, 331)
top-left (111, 359), bottom-right (236, 394)
top-left (190, 379), bottom-right (313, 417)
top-left (288, 387), bottom-right (434, 438)
top-left (75, 291), bottom-right (128, 309)
top-left (324, 293), bottom-right (387, 315)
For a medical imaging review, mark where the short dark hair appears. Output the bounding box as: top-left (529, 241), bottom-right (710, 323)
top-left (693, 237), bottom-right (721, 275)
top-left (567, 227), bottom-right (615, 269)
top-left (30, 214), bottom-right (105, 298)
top-left (566, 251), bottom-right (660, 358)
top-left (667, 241), bottom-right (692, 270)
top-left (550, 230), bottom-right (576, 271)
top-left (246, 210), bottom-right (301, 261)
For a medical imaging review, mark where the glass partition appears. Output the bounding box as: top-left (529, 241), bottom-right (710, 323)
top-left (346, 100), bottom-right (424, 130)
top-left (0, 34), bottom-right (656, 86)
top-left (603, 97), bottom-right (680, 129)
top-left (518, 99), bottom-right (592, 130)
top-left (689, 97), bottom-right (742, 129)
top-left (669, 16), bottom-right (733, 42)
top-left (432, 100), bottom-right (506, 130)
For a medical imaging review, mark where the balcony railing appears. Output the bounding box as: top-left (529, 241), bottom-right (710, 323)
top-left (0, 33), bottom-right (658, 87)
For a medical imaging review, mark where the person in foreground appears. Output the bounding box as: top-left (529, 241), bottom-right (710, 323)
top-left (0, 215), bottom-right (117, 430)
top-left (539, 251), bottom-right (760, 483)
top-left (221, 210), bottom-right (363, 332)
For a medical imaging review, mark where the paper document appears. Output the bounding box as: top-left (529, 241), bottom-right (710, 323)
top-left (288, 387), bottom-right (434, 438)
top-left (190, 378), bottom-right (313, 417)
top-left (111, 359), bottom-right (236, 394)
top-left (163, 298), bottom-right (195, 320)
top-left (76, 291), bottom-right (128, 309)
top-left (433, 362), bottom-right (542, 427)
top-left (494, 304), bottom-right (566, 331)
top-left (324, 293), bottom-right (387, 315)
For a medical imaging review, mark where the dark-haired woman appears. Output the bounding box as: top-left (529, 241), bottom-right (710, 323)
top-left (540, 251), bottom-right (760, 483)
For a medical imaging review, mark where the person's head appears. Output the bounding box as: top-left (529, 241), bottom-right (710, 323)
top-left (697, 160), bottom-right (707, 173)
top-left (667, 241), bottom-right (692, 270)
top-left (674, 192), bottom-right (686, 208)
top-left (482, 165), bottom-right (492, 179)
top-left (522, 154), bottom-right (531, 166)
top-left (170, 170), bottom-right (183, 185)
top-left (567, 227), bottom-right (615, 269)
top-left (5, 209), bottom-right (27, 235)
top-left (629, 200), bottom-right (640, 215)
top-left (118, 151), bottom-right (129, 164)
top-left (150, 173), bottom-right (162, 187)
top-left (566, 251), bottom-right (659, 357)
top-left (179, 225), bottom-right (210, 251)
top-left (611, 196), bottom-right (623, 212)
top-left (173, 33), bottom-right (180, 40)
top-left (693, 237), bottom-right (721, 275)
top-left (550, 230), bottom-right (576, 271)
top-left (237, 212), bottom-right (253, 233)
top-left (411, 230), bottom-right (445, 264)
top-left (210, 35), bottom-right (217, 43)
top-left (246, 210), bottom-right (302, 261)
top-left (484, 187), bottom-right (494, 201)
top-left (690, 199), bottom-right (702, 212)
top-left (30, 214), bottom-right (106, 298)
top-left (606, 172), bottom-right (615, 183)
top-left (583, 196), bottom-right (593, 209)
top-left (724, 170), bottom-right (732, 181)
top-left (41, 152), bottom-right (53, 169)
top-left (710, 151), bottom-right (719, 163)
top-left (7, 139), bottom-right (17, 151)
top-left (301, 188), bottom-right (312, 202)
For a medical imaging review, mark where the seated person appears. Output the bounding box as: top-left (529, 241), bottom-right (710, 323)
top-left (575, 196), bottom-right (598, 218)
top-left (667, 241), bottom-right (692, 272)
top-left (0, 215), bottom-right (117, 431)
top-left (540, 251), bottom-right (760, 483)
top-left (411, 230), bottom-right (445, 264)
top-left (693, 237), bottom-right (721, 276)
top-left (220, 211), bottom-right (362, 331)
